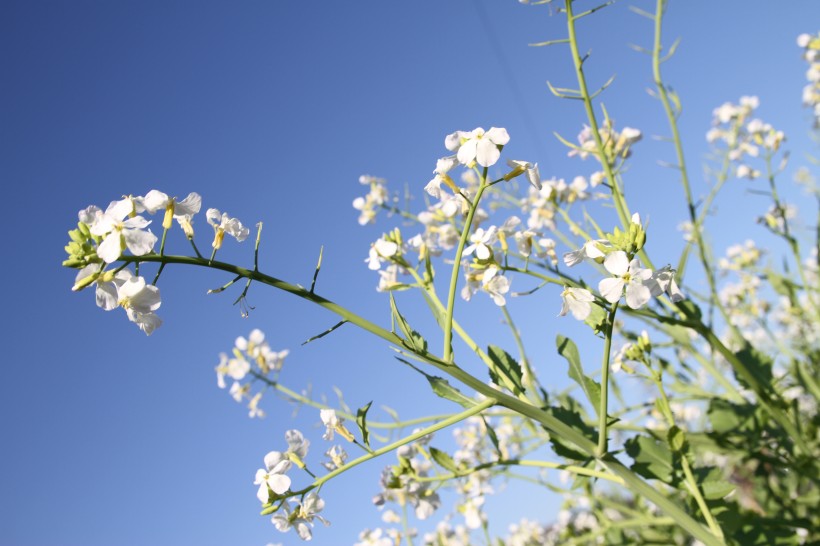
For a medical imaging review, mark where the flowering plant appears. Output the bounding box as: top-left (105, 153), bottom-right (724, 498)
top-left (62, 3), bottom-right (820, 545)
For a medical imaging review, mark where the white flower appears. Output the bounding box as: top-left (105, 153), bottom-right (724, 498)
top-left (464, 226), bottom-right (498, 260)
top-left (89, 198), bottom-right (158, 263)
top-left (648, 265), bottom-right (685, 302)
top-left (91, 269), bottom-right (162, 334)
top-left (141, 190), bottom-right (202, 230)
top-left (116, 273), bottom-right (162, 334)
top-left (425, 156), bottom-right (458, 199)
top-left (481, 266), bottom-right (510, 306)
top-left (505, 159), bottom-right (542, 190)
top-left (272, 492), bottom-right (329, 541)
top-left (452, 127), bottom-right (510, 167)
top-left (366, 237), bottom-right (399, 270)
top-left (285, 429), bottom-right (310, 462)
top-left (320, 409), bottom-right (354, 442)
top-left (254, 451), bottom-right (293, 502)
top-left (206, 208), bottom-right (249, 249)
top-left (559, 286), bottom-right (594, 320)
top-left (563, 239), bottom-right (609, 267)
top-left (598, 251), bottom-right (653, 309)
top-left (322, 445), bottom-right (348, 471)
top-left (215, 352), bottom-right (250, 388)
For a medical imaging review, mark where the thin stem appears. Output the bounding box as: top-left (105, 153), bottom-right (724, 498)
top-left (414, 458), bottom-right (624, 486)
top-left (152, 227), bottom-right (169, 285)
top-left (565, 0), bottom-right (629, 231)
top-left (597, 302), bottom-right (618, 456)
top-left (443, 183), bottom-right (489, 363)
top-left (261, 397), bottom-right (497, 514)
top-left (653, 374), bottom-right (724, 541)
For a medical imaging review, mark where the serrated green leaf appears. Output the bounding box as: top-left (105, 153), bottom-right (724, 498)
top-left (625, 435), bottom-right (675, 482)
top-left (556, 335), bottom-right (602, 416)
top-left (429, 447), bottom-right (459, 473)
top-left (356, 401), bottom-right (373, 448)
top-left (487, 345), bottom-right (525, 395)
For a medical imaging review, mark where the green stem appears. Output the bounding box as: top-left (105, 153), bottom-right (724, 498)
top-left (565, 0), bottom-right (630, 231)
top-left (653, 374), bottom-right (724, 541)
top-left (443, 182), bottom-right (489, 363)
top-left (415, 458), bottom-right (624, 486)
top-left (597, 302), bottom-right (618, 456)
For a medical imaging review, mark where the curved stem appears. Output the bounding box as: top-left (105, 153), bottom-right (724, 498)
top-left (117, 253), bottom-right (722, 545)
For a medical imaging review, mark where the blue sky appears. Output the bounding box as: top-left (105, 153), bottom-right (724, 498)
top-left (2, 1), bottom-right (819, 545)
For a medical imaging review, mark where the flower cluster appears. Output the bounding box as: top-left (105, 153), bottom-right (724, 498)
top-left (215, 329), bottom-right (289, 417)
top-left (559, 215), bottom-right (684, 320)
top-left (798, 32), bottom-right (820, 127)
top-left (353, 175), bottom-right (390, 225)
top-left (567, 121), bottom-right (642, 164)
top-left (706, 96), bottom-right (787, 180)
top-left (65, 190), bottom-right (253, 334)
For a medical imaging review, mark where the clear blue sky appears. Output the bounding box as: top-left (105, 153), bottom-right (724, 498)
top-left (2, 1), bottom-right (819, 545)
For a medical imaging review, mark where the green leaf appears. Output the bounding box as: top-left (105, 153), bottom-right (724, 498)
top-left (625, 434), bottom-right (675, 482)
top-left (584, 303), bottom-right (607, 334)
top-left (676, 299), bottom-right (702, 320)
top-left (429, 447), bottom-right (460, 473)
top-left (389, 293), bottom-right (427, 353)
top-left (556, 335), bottom-right (602, 416)
top-left (356, 401), bottom-right (373, 448)
top-left (487, 345), bottom-right (525, 395)
top-left (544, 405), bottom-right (597, 461)
top-left (427, 375), bottom-right (476, 408)
top-left (667, 425), bottom-right (686, 452)
top-left (482, 417), bottom-right (503, 457)
top-left (707, 399), bottom-right (757, 434)
top-left (395, 357), bottom-right (475, 408)
top-left (765, 269), bottom-right (797, 299)
top-left (733, 344), bottom-right (773, 391)
top-left (701, 480), bottom-right (735, 500)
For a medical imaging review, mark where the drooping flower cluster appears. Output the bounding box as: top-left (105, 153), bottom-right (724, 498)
top-left (66, 190), bottom-right (256, 334)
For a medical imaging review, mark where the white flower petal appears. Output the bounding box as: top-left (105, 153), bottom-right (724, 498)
top-left (598, 277), bottom-right (624, 303)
